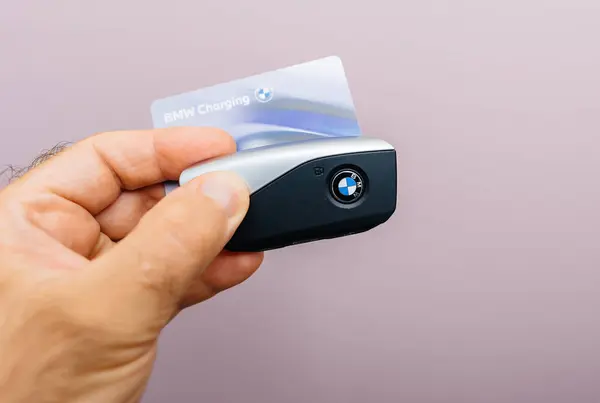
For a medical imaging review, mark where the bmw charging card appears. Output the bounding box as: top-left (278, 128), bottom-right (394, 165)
top-left (150, 56), bottom-right (362, 192)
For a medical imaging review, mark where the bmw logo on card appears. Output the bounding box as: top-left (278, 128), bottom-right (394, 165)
top-left (255, 87), bottom-right (274, 103)
top-left (331, 169), bottom-right (365, 204)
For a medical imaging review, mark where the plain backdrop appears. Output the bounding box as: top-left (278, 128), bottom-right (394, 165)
top-left (1, 1), bottom-right (600, 402)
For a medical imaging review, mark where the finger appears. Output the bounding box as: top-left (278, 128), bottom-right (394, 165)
top-left (13, 127), bottom-right (236, 215)
top-left (180, 251), bottom-right (264, 309)
top-left (89, 232), bottom-right (116, 259)
top-left (83, 171), bottom-right (250, 325)
top-left (95, 184), bottom-right (164, 240)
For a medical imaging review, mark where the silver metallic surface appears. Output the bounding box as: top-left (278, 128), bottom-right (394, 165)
top-left (178, 137), bottom-right (394, 194)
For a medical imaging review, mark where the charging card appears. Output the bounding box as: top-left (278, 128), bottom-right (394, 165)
top-left (150, 55), bottom-right (361, 192)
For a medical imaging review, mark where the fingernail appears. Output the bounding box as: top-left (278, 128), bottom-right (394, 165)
top-left (199, 172), bottom-right (248, 217)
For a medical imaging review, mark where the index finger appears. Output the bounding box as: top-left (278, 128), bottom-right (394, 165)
top-left (12, 127), bottom-right (236, 214)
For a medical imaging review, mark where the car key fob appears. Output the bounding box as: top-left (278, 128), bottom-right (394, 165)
top-left (179, 136), bottom-right (397, 252)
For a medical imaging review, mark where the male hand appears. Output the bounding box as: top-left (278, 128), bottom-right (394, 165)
top-left (0, 127), bottom-right (264, 403)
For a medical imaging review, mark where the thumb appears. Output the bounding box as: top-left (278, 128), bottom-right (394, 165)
top-left (85, 171), bottom-right (250, 323)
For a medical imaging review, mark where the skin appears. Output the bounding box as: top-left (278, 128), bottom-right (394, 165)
top-left (0, 127), bottom-right (264, 403)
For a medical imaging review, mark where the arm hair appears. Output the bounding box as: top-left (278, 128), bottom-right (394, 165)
top-left (1, 142), bottom-right (72, 183)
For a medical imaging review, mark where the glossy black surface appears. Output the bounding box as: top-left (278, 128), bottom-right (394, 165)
top-left (225, 150), bottom-right (397, 252)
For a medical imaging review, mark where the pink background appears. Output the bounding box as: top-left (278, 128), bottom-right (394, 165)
top-left (2, 1), bottom-right (600, 402)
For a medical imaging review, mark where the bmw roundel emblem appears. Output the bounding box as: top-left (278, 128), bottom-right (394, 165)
top-left (331, 169), bottom-right (365, 204)
top-left (255, 87), bottom-right (274, 103)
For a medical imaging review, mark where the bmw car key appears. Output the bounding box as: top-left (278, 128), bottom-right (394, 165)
top-left (179, 136), bottom-right (397, 252)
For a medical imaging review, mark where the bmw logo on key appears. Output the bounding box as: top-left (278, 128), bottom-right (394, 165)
top-left (330, 168), bottom-right (365, 204)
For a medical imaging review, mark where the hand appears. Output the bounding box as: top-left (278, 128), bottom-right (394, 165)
top-left (0, 127), bottom-right (264, 403)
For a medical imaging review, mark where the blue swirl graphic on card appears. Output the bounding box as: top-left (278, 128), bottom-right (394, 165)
top-left (150, 56), bottom-right (362, 152)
